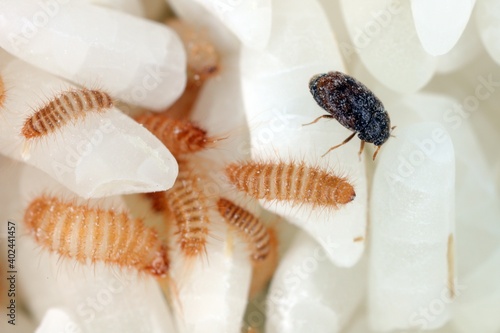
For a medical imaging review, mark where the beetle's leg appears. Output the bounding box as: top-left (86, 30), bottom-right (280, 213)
top-left (390, 125), bottom-right (397, 138)
top-left (358, 141), bottom-right (365, 160)
top-left (321, 132), bottom-right (356, 157)
top-left (373, 145), bottom-right (382, 160)
top-left (302, 114), bottom-right (334, 126)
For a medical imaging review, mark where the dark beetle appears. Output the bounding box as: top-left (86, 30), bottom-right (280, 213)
top-left (305, 71), bottom-right (393, 160)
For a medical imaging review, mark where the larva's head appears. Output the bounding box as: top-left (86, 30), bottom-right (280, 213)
top-left (333, 180), bottom-right (356, 205)
top-left (24, 196), bottom-right (53, 230)
top-left (147, 247), bottom-right (170, 278)
top-left (21, 118), bottom-right (41, 139)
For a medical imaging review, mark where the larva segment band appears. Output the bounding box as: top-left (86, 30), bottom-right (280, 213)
top-left (217, 198), bottom-right (271, 261)
top-left (165, 163), bottom-right (210, 257)
top-left (135, 113), bottom-right (214, 155)
top-left (22, 89), bottom-right (113, 139)
top-left (225, 161), bottom-right (356, 209)
top-left (23, 196), bottom-right (169, 277)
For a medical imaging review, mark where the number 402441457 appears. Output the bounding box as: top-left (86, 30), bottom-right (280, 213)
top-left (7, 221), bottom-right (15, 270)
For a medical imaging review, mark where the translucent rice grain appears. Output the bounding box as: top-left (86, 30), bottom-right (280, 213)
top-left (411, 0), bottom-right (475, 56)
top-left (369, 122), bottom-right (455, 331)
top-left (0, 56), bottom-right (178, 198)
top-left (476, 0), bottom-right (500, 65)
top-left (340, 0), bottom-right (437, 93)
top-left (88, 0), bottom-right (145, 16)
top-left (266, 231), bottom-right (365, 333)
top-left (0, 0), bottom-right (186, 110)
top-left (170, 225), bottom-right (252, 333)
top-left (186, 0), bottom-right (272, 49)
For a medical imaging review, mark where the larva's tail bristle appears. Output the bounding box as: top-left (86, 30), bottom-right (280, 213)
top-left (225, 161), bottom-right (356, 210)
top-left (23, 195), bottom-right (168, 277)
top-left (135, 113), bottom-right (218, 155)
top-left (21, 88), bottom-right (113, 139)
top-left (217, 197), bottom-right (271, 262)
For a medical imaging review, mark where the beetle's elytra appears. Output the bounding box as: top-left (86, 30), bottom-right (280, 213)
top-left (306, 71), bottom-right (393, 160)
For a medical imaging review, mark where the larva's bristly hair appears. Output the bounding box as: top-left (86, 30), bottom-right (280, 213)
top-left (165, 161), bottom-right (211, 258)
top-left (135, 113), bottom-right (223, 156)
top-left (217, 197), bottom-right (271, 262)
top-left (21, 88), bottom-right (113, 139)
top-left (23, 195), bottom-right (169, 277)
top-left (224, 160), bottom-right (356, 210)
top-left (447, 233), bottom-right (455, 298)
top-left (0, 76), bottom-right (5, 107)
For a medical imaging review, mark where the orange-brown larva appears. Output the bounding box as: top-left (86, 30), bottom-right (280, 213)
top-left (144, 191), bottom-right (169, 213)
top-left (164, 162), bottom-right (211, 258)
top-left (225, 160), bottom-right (356, 209)
top-left (21, 88), bottom-right (113, 139)
top-left (23, 195), bottom-right (169, 277)
top-left (217, 197), bottom-right (271, 261)
top-left (135, 113), bottom-right (221, 156)
top-left (167, 19), bottom-right (220, 87)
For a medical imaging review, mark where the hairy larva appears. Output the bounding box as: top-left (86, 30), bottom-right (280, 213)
top-left (135, 113), bottom-right (222, 155)
top-left (217, 197), bottom-right (271, 261)
top-left (165, 162), bottom-right (211, 258)
top-left (225, 161), bottom-right (356, 209)
top-left (23, 195), bottom-right (169, 277)
top-left (167, 19), bottom-right (220, 87)
top-left (447, 234), bottom-right (455, 298)
top-left (21, 88), bottom-right (113, 139)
